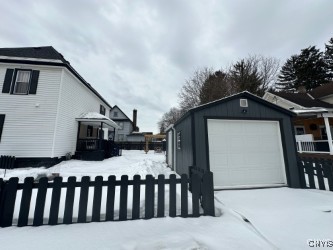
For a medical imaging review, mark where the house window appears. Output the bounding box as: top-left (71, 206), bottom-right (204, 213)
top-left (0, 114), bottom-right (5, 142)
top-left (100, 105), bottom-right (106, 115)
top-left (114, 111), bottom-right (118, 117)
top-left (117, 122), bottom-right (124, 130)
top-left (320, 126), bottom-right (333, 140)
top-left (118, 134), bottom-right (124, 141)
top-left (87, 125), bottom-right (93, 137)
top-left (294, 126), bottom-right (305, 135)
top-left (14, 70), bottom-right (31, 94)
top-left (177, 132), bottom-right (181, 150)
top-left (2, 68), bottom-right (39, 95)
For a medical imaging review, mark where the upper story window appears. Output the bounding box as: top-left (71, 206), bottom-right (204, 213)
top-left (14, 70), bottom-right (31, 94)
top-left (114, 111), bottom-right (118, 117)
top-left (2, 68), bottom-right (40, 95)
top-left (100, 105), bottom-right (106, 115)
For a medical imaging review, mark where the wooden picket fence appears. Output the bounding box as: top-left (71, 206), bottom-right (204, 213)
top-left (0, 172), bottom-right (215, 227)
top-left (0, 156), bottom-right (15, 177)
top-left (298, 157), bottom-right (333, 191)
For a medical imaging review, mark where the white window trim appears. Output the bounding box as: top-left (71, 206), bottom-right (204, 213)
top-left (13, 70), bottom-right (32, 95)
top-left (294, 126), bottom-right (305, 135)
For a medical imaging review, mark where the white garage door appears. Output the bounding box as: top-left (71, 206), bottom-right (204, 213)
top-left (207, 119), bottom-right (287, 188)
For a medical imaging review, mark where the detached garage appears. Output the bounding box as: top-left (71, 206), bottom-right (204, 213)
top-left (166, 92), bottom-right (301, 189)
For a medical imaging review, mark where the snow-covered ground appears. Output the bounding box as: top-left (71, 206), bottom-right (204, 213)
top-left (0, 150), bottom-right (332, 250)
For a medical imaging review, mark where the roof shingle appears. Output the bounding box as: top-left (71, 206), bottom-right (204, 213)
top-left (0, 46), bottom-right (68, 63)
top-left (271, 91), bottom-right (333, 108)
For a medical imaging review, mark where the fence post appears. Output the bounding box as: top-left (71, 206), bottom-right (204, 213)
top-left (201, 171), bottom-right (215, 216)
top-left (0, 177), bottom-right (19, 227)
top-left (0, 178), bottom-right (6, 226)
top-left (297, 158), bottom-right (307, 188)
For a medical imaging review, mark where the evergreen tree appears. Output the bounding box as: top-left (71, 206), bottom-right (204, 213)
top-left (277, 46), bottom-right (329, 91)
top-left (199, 70), bottom-right (231, 104)
top-left (229, 59), bottom-right (263, 95)
top-left (325, 37), bottom-right (333, 80)
top-left (276, 55), bottom-right (298, 91)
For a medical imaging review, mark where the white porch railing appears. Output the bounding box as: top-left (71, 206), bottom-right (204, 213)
top-left (296, 140), bottom-right (330, 154)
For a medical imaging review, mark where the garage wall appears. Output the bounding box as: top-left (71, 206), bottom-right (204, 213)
top-left (193, 97), bottom-right (300, 188)
top-left (174, 115), bottom-right (193, 175)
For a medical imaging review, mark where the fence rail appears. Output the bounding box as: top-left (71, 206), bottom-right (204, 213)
top-left (0, 172), bottom-right (214, 227)
top-left (298, 157), bottom-right (333, 192)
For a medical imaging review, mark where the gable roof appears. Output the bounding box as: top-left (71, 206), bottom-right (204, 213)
top-left (0, 46), bottom-right (68, 63)
top-left (110, 105), bottom-right (132, 122)
top-left (271, 91), bottom-right (333, 108)
top-left (174, 91), bottom-right (295, 126)
top-left (0, 46), bottom-right (112, 109)
top-left (310, 82), bottom-right (333, 99)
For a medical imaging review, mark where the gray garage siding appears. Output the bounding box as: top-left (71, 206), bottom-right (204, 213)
top-left (193, 96), bottom-right (300, 188)
top-left (174, 115), bottom-right (193, 175)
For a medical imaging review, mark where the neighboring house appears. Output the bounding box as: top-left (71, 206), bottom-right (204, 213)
top-left (109, 106), bottom-right (139, 142)
top-left (263, 85), bottom-right (333, 155)
top-left (0, 46), bottom-right (119, 167)
top-left (167, 91), bottom-right (301, 189)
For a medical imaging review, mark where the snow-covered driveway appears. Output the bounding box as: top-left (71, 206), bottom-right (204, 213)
top-left (216, 188), bottom-right (333, 249)
top-left (0, 150), bottom-right (332, 249)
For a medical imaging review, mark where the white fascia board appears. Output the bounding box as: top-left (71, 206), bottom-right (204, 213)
top-left (265, 92), bottom-right (304, 109)
top-left (0, 55), bottom-right (63, 63)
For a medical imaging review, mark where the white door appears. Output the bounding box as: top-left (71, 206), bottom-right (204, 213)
top-left (207, 119), bottom-right (287, 188)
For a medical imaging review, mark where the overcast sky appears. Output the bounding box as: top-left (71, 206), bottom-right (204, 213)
top-left (1, 0), bottom-right (333, 133)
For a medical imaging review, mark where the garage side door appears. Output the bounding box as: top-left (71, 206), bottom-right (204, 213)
top-left (207, 119), bottom-right (287, 188)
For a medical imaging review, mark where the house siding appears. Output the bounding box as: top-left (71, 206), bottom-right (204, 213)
top-left (110, 107), bottom-right (128, 119)
top-left (52, 69), bottom-right (111, 157)
top-left (114, 121), bottom-right (133, 141)
top-left (0, 63), bottom-right (62, 157)
top-left (126, 135), bottom-right (145, 142)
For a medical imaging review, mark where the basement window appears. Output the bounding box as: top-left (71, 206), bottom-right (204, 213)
top-left (177, 132), bottom-right (181, 150)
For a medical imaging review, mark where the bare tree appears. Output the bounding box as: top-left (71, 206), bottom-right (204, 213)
top-left (178, 67), bottom-right (213, 112)
top-left (251, 55), bottom-right (280, 92)
top-left (229, 55), bottom-right (280, 96)
top-left (157, 107), bottom-right (183, 133)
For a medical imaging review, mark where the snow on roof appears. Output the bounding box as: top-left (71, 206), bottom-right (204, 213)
top-left (292, 108), bottom-right (331, 114)
top-left (76, 112), bottom-right (120, 129)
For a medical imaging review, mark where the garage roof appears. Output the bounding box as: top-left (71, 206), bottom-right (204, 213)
top-left (174, 91), bottom-right (295, 126)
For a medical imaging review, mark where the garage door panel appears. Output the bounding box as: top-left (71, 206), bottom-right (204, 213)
top-left (212, 169), bottom-right (230, 186)
top-left (208, 119), bottom-right (286, 188)
top-left (209, 153), bottom-right (228, 169)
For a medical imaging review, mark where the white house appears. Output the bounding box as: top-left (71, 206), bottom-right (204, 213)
top-left (109, 106), bottom-right (142, 142)
top-left (0, 46), bottom-right (119, 167)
